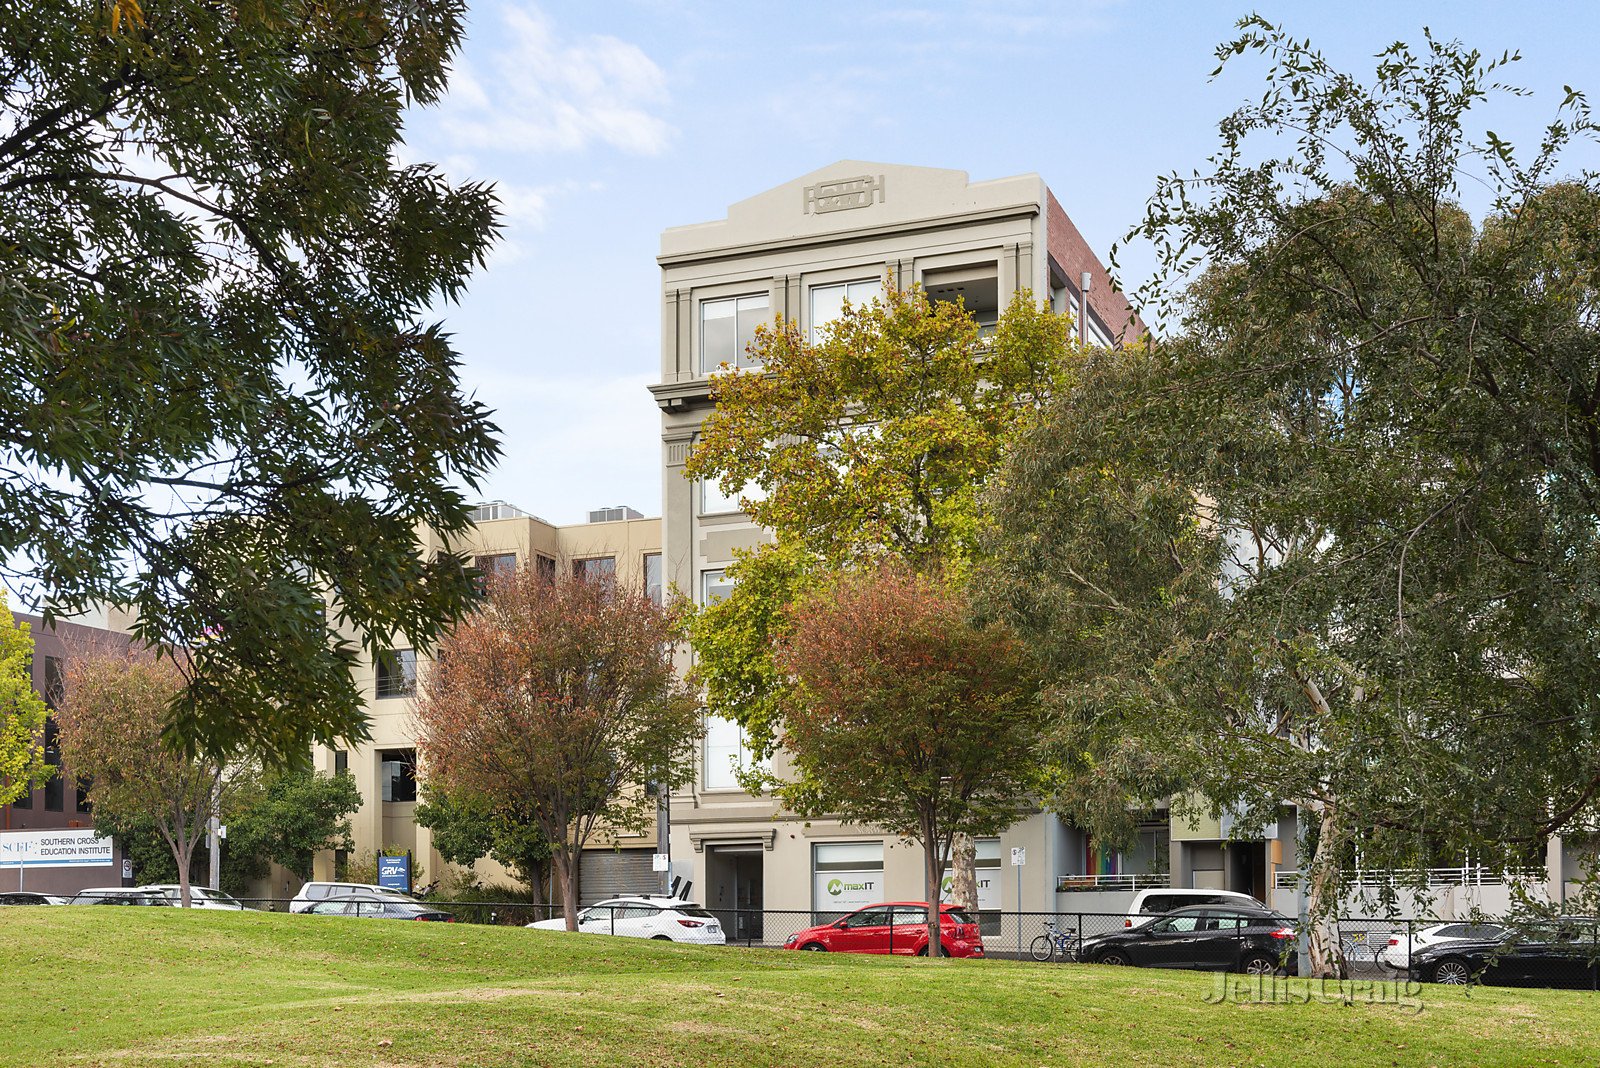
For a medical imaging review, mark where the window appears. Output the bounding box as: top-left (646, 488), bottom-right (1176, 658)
top-left (813, 841), bottom-right (884, 917)
top-left (573, 556), bottom-right (616, 583)
top-left (43, 656), bottom-right (64, 709)
top-left (810, 279), bottom-right (883, 342)
top-left (844, 907), bottom-right (892, 928)
top-left (536, 554), bottom-right (557, 584)
top-left (75, 778), bottom-right (92, 814)
top-left (644, 553), bottom-right (663, 607)
top-left (380, 749), bottom-right (417, 802)
top-left (701, 569), bottom-right (736, 605)
top-left (703, 714), bottom-right (763, 790)
top-left (43, 717), bottom-right (62, 811)
top-left (699, 476), bottom-right (766, 517)
top-left (375, 649), bottom-right (416, 698)
top-left (11, 786), bottom-right (29, 809)
top-left (334, 749), bottom-right (348, 776)
top-left (473, 553), bottom-right (517, 589)
top-left (701, 293), bottom-right (769, 372)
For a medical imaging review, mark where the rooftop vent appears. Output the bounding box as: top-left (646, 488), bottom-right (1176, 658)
top-left (587, 505), bottom-right (644, 523)
top-left (468, 501), bottom-right (528, 523)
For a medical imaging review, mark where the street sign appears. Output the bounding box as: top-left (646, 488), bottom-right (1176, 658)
top-left (651, 853), bottom-right (670, 872)
top-left (121, 859), bottom-right (133, 880)
top-left (1011, 847), bottom-right (1026, 867)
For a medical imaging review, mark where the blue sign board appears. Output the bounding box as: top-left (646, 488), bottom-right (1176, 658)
top-left (377, 853), bottom-right (410, 891)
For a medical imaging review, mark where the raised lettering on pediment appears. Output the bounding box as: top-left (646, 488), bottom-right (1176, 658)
top-left (803, 175), bottom-right (885, 215)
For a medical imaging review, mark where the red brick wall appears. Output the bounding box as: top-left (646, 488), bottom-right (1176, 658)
top-left (1045, 189), bottom-right (1144, 342)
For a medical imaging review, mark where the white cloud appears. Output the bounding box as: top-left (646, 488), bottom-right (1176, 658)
top-left (438, 4), bottom-right (673, 157)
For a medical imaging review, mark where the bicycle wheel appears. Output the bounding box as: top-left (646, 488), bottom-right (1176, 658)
top-left (1029, 934), bottom-right (1055, 962)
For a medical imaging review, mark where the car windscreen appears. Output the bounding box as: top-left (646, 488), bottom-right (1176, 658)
top-left (943, 909), bottom-right (975, 925)
top-left (673, 906), bottom-right (715, 918)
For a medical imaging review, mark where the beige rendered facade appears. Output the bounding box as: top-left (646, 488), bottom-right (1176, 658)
top-left (304, 503), bottom-right (664, 899)
top-left (650, 161), bottom-right (1161, 943)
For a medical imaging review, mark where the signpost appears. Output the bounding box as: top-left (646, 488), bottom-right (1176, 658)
top-left (0, 829), bottom-right (115, 891)
top-left (377, 853), bottom-right (411, 893)
top-left (1011, 847), bottom-right (1026, 958)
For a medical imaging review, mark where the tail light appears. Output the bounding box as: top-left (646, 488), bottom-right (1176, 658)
top-left (1125, 919), bottom-right (1133, 928)
top-left (677, 919), bottom-right (705, 928)
top-left (1387, 937), bottom-right (1400, 947)
top-left (1269, 928), bottom-right (1294, 940)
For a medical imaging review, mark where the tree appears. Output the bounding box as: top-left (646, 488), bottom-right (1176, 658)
top-left (415, 786), bottom-right (552, 901)
top-left (415, 570), bottom-right (701, 930)
top-left (776, 567), bottom-right (1041, 957)
top-left (0, 591), bottom-right (50, 806)
top-left (685, 283), bottom-right (1072, 908)
top-left (56, 652), bottom-right (230, 906)
top-left (226, 768), bottom-right (362, 884)
top-left (983, 21), bottom-right (1600, 975)
top-left (0, 1), bottom-right (501, 762)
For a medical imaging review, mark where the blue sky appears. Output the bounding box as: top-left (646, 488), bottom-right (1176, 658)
top-left (400, 1), bottom-right (1599, 524)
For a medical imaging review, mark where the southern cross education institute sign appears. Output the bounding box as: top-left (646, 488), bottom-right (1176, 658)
top-left (0, 828), bottom-right (114, 869)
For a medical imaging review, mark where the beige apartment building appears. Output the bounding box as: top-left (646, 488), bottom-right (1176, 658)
top-left (649, 161), bottom-right (1172, 940)
top-left (305, 502), bottom-right (664, 898)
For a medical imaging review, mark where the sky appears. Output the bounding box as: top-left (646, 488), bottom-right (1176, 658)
top-left (398, 1), bottom-right (1600, 525)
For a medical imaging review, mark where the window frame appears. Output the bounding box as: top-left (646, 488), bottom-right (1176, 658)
top-left (700, 292), bottom-right (770, 373)
top-left (375, 649), bottom-right (417, 699)
top-left (809, 277), bottom-right (884, 343)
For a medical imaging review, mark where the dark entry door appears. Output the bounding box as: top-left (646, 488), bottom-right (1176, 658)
top-left (707, 846), bottom-right (764, 943)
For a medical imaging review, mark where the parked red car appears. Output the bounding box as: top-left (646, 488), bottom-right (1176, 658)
top-left (784, 902), bottom-right (985, 957)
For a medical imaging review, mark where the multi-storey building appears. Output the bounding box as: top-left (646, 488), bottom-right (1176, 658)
top-left (1, 608), bottom-right (135, 897)
top-left (305, 502), bottom-right (664, 900)
top-left (649, 161), bottom-right (1176, 938)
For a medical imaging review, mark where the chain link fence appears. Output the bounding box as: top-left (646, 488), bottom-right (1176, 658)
top-left (212, 898), bottom-right (1600, 989)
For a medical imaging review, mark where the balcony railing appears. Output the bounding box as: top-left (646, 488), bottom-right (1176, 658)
top-left (1055, 873), bottom-right (1171, 893)
top-left (1272, 865), bottom-right (1548, 890)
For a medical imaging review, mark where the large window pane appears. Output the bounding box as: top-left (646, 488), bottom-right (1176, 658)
top-left (573, 556), bottom-right (616, 584)
top-left (376, 649), bottom-right (416, 698)
top-left (701, 293), bottom-right (768, 372)
top-left (810, 279), bottom-right (883, 342)
top-left (701, 569), bottom-right (736, 605)
top-left (703, 714), bottom-right (744, 790)
top-left (644, 553), bottom-right (663, 606)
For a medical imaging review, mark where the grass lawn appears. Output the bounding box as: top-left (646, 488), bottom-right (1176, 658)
top-left (3, 909), bottom-right (1599, 1067)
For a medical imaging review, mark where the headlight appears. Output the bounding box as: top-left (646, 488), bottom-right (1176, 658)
top-left (785, 934), bottom-right (797, 945)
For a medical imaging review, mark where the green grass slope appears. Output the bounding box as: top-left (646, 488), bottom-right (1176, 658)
top-left (2, 909), bottom-right (1598, 1066)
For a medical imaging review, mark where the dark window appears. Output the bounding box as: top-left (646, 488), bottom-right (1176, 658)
top-left (380, 749), bottom-right (417, 802)
top-left (43, 656), bottom-right (64, 710)
top-left (334, 849), bottom-right (348, 880)
top-left (573, 557), bottom-right (616, 583)
top-left (473, 553), bottom-right (517, 591)
top-left (644, 553), bottom-right (663, 607)
top-left (11, 786), bottom-right (29, 809)
top-left (334, 749), bottom-right (348, 776)
top-left (75, 778), bottom-right (92, 814)
top-left (375, 650), bottom-right (416, 698)
top-left (536, 555), bottom-right (557, 584)
top-left (43, 718), bottom-right (62, 811)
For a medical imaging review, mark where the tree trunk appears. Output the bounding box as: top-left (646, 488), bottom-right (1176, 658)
top-left (921, 814), bottom-right (942, 958)
top-left (1304, 802), bottom-right (1343, 978)
top-left (950, 833), bottom-right (978, 913)
top-left (553, 849), bottom-right (580, 931)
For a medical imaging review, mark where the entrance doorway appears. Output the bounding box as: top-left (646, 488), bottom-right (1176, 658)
top-left (706, 846), bottom-right (764, 943)
top-left (1228, 841), bottom-right (1269, 904)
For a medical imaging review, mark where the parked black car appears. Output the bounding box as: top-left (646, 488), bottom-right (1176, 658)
top-left (1409, 918), bottom-right (1600, 989)
top-left (1076, 905), bottom-right (1299, 975)
top-left (303, 894), bottom-right (455, 922)
top-left (0, 892), bottom-right (67, 906)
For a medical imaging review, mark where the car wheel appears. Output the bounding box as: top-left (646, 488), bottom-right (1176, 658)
top-left (651, 935), bottom-right (672, 941)
top-left (801, 942), bottom-right (827, 952)
top-left (1431, 958), bottom-right (1473, 986)
top-left (1097, 950), bottom-right (1129, 967)
top-left (1241, 954), bottom-right (1278, 976)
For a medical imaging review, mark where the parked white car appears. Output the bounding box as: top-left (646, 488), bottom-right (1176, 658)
top-left (526, 896), bottom-right (726, 945)
top-left (1376, 921), bottom-right (1508, 970)
top-left (1124, 889), bottom-right (1264, 929)
top-left (138, 885), bottom-right (250, 910)
top-left (290, 881), bottom-right (417, 913)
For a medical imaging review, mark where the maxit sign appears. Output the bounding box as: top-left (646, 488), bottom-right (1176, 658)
top-left (815, 871), bottom-right (879, 911)
top-left (0, 829), bottom-right (115, 868)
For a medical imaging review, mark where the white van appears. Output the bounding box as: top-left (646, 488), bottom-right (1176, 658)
top-left (290, 881), bottom-right (415, 913)
top-left (1125, 888), bottom-right (1262, 928)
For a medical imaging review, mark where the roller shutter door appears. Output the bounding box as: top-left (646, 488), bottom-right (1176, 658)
top-left (579, 849), bottom-right (656, 905)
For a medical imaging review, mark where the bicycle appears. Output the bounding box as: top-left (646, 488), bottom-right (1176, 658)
top-left (1029, 920), bottom-right (1080, 963)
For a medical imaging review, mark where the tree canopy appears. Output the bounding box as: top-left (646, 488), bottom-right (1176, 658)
top-left (777, 566), bottom-right (1041, 955)
top-left (0, 1), bottom-right (500, 762)
top-left (415, 570), bottom-right (701, 929)
top-left (982, 19), bottom-right (1600, 965)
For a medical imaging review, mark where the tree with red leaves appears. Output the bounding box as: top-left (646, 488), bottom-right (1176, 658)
top-left (777, 567), bottom-right (1041, 957)
top-left (415, 571), bottom-right (701, 930)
